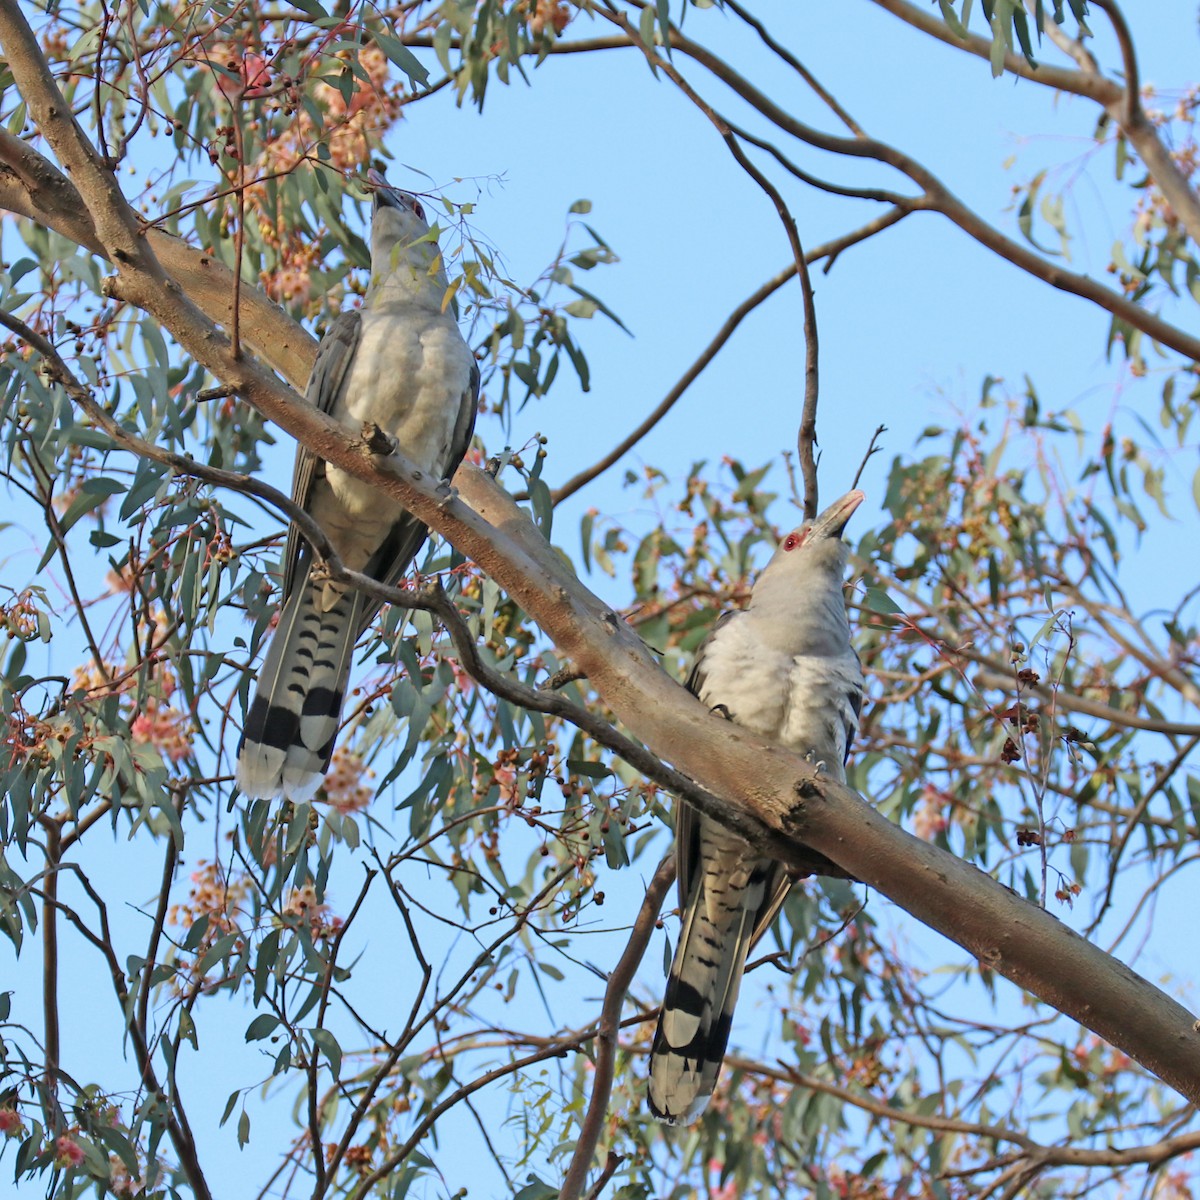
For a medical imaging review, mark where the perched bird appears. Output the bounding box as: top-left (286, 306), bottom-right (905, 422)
top-left (236, 169), bottom-right (478, 802)
top-left (647, 489), bottom-right (865, 1125)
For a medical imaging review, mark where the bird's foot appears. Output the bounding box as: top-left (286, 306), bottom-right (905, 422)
top-left (710, 703), bottom-right (734, 721)
top-left (804, 749), bottom-right (828, 774)
top-left (435, 478), bottom-right (457, 509)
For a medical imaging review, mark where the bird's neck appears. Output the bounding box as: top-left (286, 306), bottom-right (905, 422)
top-left (746, 571), bottom-right (852, 657)
top-left (367, 241), bottom-right (451, 312)
top-left (366, 270), bottom-right (449, 312)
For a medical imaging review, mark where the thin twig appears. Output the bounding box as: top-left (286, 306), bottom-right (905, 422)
top-left (1088, 735), bottom-right (1200, 934)
top-left (546, 207), bottom-right (910, 506)
top-left (137, 800), bottom-right (182, 1048)
top-left (40, 820), bottom-right (62, 1133)
top-left (1088, 0), bottom-right (1141, 125)
top-left (582, 1151), bottom-right (625, 1200)
top-left (851, 425), bottom-right (886, 491)
top-left (720, 0), bottom-right (865, 135)
top-left (558, 853), bottom-right (675, 1200)
top-left (598, 3), bottom-right (821, 516)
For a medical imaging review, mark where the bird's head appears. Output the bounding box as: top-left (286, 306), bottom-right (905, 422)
top-left (367, 167), bottom-right (430, 234)
top-left (761, 489), bottom-right (864, 584)
top-left (365, 168), bottom-right (447, 305)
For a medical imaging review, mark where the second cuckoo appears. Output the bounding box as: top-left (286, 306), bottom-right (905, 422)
top-left (648, 489), bottom-right (865, 1125)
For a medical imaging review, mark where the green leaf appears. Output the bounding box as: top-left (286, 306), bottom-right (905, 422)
top-left (245, 1014), bottom-right (280, 1042)
top-left (310, 1027), bottom-right (342, 1080)
top-left (863, 586), bottom-right (903, 615)
top-left (513, 1176), bottom-right (558, 1200)
top-left (566, 759), bottom-right (612, 779)
top-left (373, 30), bottom-right (431, 87)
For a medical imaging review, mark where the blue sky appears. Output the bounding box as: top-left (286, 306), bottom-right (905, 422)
top-left (5, 2), bottom-right (1200, 1196)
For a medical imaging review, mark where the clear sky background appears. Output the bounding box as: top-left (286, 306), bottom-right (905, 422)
top-left (5, 2), bottom-right (1200, 1196)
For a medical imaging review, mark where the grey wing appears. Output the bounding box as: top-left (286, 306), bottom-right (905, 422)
top-left (843, 647), bottom-right (864, 765)
top-left (351, 357), bottom-right (479, 636)
top-left (678, 606), bottom-right (788, 946)
top-left (675, 608), bottom-right (737, 906)
top-left (364, 357), bottom-right (479, 588)
top-left (282, 311), bottom-right (363, 596)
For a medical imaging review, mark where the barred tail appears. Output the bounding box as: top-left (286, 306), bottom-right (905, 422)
top-left (647, 852), bottom-right (775, 1125)
top-left (236, 574), bottom-right (363, 802)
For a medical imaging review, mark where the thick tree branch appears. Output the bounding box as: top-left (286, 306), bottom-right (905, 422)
top-left (0, 131), bottom-right (309, 388)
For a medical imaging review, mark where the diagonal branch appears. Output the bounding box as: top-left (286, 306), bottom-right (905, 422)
top-left (873, 0), bottom-right (1200, 251)
top-left (558, 853), bottom-right (675, 1200)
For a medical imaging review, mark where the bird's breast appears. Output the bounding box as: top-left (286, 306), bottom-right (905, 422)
top-left (325, 311), bottom-right (473, 517)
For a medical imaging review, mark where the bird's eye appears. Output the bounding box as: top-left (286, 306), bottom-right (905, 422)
top-left (783, 532), bottom-right (802, 552)
top-left (410, 198), bottom-right (425, 220)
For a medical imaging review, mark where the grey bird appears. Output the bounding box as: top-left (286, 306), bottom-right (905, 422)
top-left (236, 169), bottom-right (478, 802)
top-left (647, 489), bottom-right (865, 1125)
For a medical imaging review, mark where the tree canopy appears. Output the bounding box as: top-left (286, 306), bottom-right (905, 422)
top-left (1, 1), bottom-right (1199, 1198)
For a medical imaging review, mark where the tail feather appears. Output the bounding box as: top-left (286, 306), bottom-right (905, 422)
top-left (236, 573), bottom-right (363, 802)
top-left (647, 851), bottom-right (775, 1125)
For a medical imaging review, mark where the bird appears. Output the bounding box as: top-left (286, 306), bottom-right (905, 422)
top-left (236, 169), bottom-right (479, 803)
top-left (647, 488), bottom-right (865, 1125)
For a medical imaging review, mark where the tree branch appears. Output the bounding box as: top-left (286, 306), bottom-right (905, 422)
top-left (971, 666), bottom-right (1200, 736)
top-left (1088, 0), bottom-right (1141, 124)
top-left (39, 821), bottom-right (61, 1132)
top-left (874, 0), bottom-right (1200, 250)
top-left (558, 853), bottom-right (675, 1200)
top-left (599, 3), bottom-right (821, 514)
top-left (661, 20), bottom-right (1200, 362)
top-left (733, 1056), bottom-right (1200, 1171)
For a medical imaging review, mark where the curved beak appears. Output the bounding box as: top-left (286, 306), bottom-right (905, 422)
top-left (811, 490), bottom-right (865, 540)
top-left (366, 167), bottom-right (422, 217)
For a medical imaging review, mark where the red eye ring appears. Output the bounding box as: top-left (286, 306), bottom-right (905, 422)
top-left (783, 532), bottom-right (802, 551)
top-left (410, 198), bottom-right (425, 220)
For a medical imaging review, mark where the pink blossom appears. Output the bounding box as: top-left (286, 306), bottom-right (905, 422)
top-left (0, 1107), bottom-right (24, 1138)
top-left (54, 1135), bottom-right (85, 1168)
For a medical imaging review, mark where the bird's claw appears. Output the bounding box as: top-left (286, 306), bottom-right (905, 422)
top-left (804, 749), bottom-right (828, 774)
